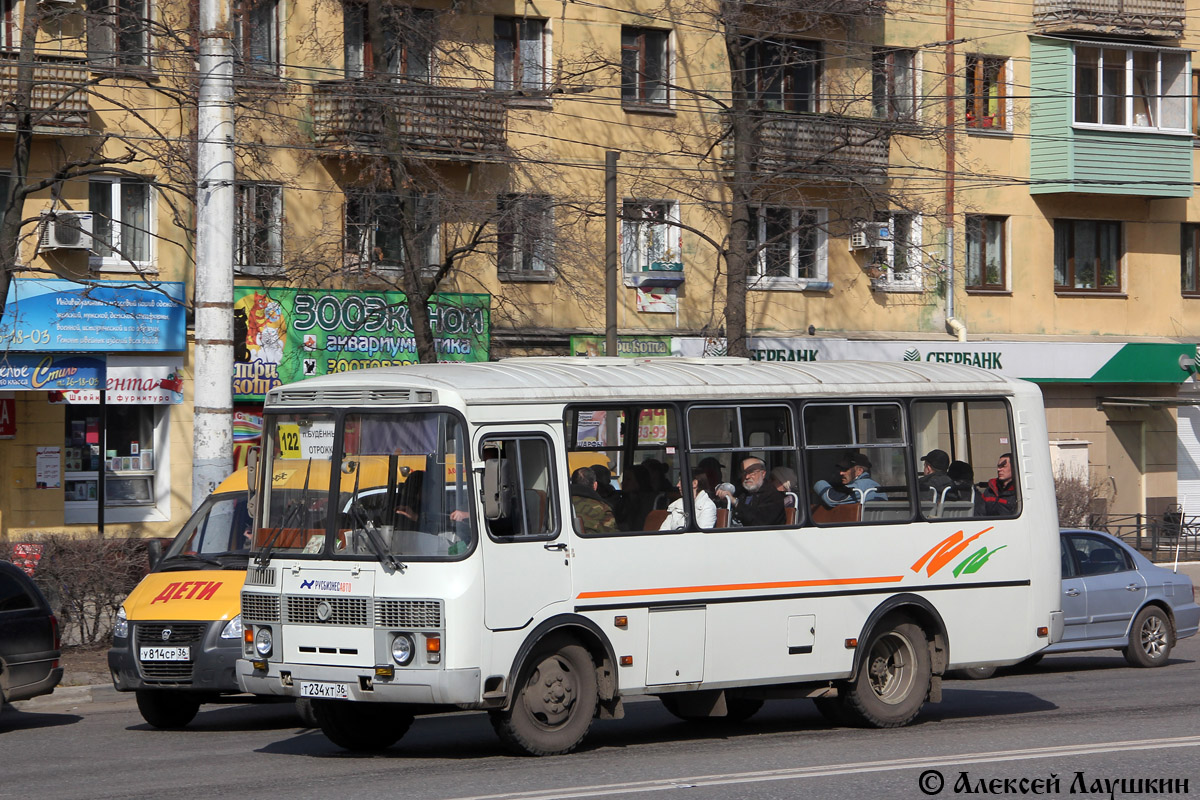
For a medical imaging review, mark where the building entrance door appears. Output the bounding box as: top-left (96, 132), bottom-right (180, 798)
top-left (1106, 420), bottom-right (1145, 516)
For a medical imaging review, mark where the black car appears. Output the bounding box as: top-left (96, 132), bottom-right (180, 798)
top-left (0, 560), bottom-right (63, 708)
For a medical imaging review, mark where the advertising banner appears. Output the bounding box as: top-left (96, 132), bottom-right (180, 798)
top-left (0, 279), bottom-right (186, 352)
top-left (0, 394), bottom-right (13, 438)
top-left (49, 357), bottom-right (184, 405)
top-left (0, 354), bottom-right (105, 391)
top-left (673, 338), bottom-right (1197, 384)
top-left (570, 335), bottom-right (671, 358)
top-left (232, 287), bottom-right (490, 401)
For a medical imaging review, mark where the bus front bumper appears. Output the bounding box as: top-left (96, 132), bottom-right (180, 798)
top-left (236, 660), bottom-right (482, 706)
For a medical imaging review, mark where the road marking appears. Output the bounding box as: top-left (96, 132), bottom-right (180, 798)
top-left (443, 735), bottom-right (1200, 800)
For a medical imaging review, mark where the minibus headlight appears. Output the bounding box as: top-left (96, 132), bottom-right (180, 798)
top-left (114, 606), bottom-right (128, 639)
top-left (254, 627), bottom-right (273, 657)
top-left (391, 634), bottom-right (415, 666)
top-left (220, 614), bottom-right (243, 640)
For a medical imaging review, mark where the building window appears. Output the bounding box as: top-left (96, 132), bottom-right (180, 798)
top-left (344, 4), bottom-right (433, 81)
top-left (873, 49), bottom-right (916, 120)
top-left (621, 27), bottom-right (669, 106)
top-left (1054, 219), bottom-right (1121, 292)
top-left (89, 177), bottom-right (151, 269)
top-left (1192, 70), bottom-right (1200, 137)
top-left (345, 191), bottom-right (438, 273)
top-left (748, 206), bottom-right (825, 285)
top-left (747, 39), bottom-right (820, 113)
top-left (621, 201), bottom-right (679, 275)
top-left (494, 18), bottom-right (546, 92)
top-left (236, 183), bottom-right (282, 275)
top-left (966, 215), bottom-right (1006, 290)
top-left (966, 55), bottom-right (1006, 129)
top-left (871, 212), bottom-right (921, 288)
top-left (235, 0), bottom-right (279, 77)
top-left (87, 0), bottom-right (149, 69)
top-left (1075, 46), bottom-right (1188, 131)
top-left (498, 194), bottom-right (554, 277)
top-left (1, 0), bottom-right (15, 50)
top-left (1182, 224), bottom-right (1200, 295)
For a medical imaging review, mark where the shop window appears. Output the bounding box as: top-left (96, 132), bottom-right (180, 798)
top-left (63, 403), bottom-right (166, 522)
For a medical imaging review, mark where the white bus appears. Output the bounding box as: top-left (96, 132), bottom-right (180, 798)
top-left (236, 358), bottom-right (1063, 755)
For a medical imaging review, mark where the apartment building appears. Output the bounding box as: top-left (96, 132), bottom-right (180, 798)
top-left (1, 0), bottom-right (1197, 537)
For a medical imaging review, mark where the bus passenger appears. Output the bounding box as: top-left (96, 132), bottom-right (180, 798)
top-left (716, 457), bottom-right (786, 526)
top-left (813, 452), bottom-right (885, 507)
top-left (918, 449), bottom-right (955, 501)
top-left (570, 467), bottom-right (618, 534)
top-left (978, 453), bottom-right (1017, 516)
top-left (948, 460), bottom-right (974, 501)
top-left (770, 466), bottom-right (799, 507)
top-left (660, 475), bottom-right (717, 530)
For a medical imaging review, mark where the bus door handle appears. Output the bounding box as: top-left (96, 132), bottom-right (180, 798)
top-left (544, 542), bottom-right (568, 552)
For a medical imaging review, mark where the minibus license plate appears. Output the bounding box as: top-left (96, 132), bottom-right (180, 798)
top-left (300, 682), bottom-right (350, 699)
top-left (139, 646), bottom-right (190, 661)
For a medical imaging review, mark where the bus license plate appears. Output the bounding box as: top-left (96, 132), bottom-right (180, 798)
top-left (139, 646), bottom-right (190, 661)
top-left (300, 682), bottom-right (350, 699)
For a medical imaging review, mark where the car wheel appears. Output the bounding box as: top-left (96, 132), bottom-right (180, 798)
top-left (135, 690), bottom-right (201, 729)
top-left (295, 697), bottom-right (319, 728)
top-left (489, 636), bottom-right (597, 756)
top-left (840, 617), bottom-right (931, 728)
top-left (312, 699), bottom-right (413, 751)
top-left (1123, 606), bottom-right (1173, 668)
top-left (660, 694), bottom-right (763, 723)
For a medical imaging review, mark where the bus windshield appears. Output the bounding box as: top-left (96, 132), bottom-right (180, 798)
top-left (257, 411), bottom-right (472, 560)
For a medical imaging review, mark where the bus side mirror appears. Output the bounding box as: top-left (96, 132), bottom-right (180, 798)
top-left (146, 539), bottom-right (163, 570)
top-left (246, 447), bottom-right (260, 521)
top-left (482, 457), bottom-right (512, 521)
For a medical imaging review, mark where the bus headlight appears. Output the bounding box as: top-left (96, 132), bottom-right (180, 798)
top-left (254, 627), bottom-right (273, 657)
top-left (220, 614), bottom-right (243, 640)
top-left (114, 606), bottom-right (128, 639)
top-left (391, 634), bottom-right (415, 666)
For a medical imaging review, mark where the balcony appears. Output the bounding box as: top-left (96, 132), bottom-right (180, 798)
top-left (723, 113), bottom-right (891, 184)
top-left (0, 54), bottom-right (91, 132)
top-left (1034, 0), bottom-right (1184, 38)
top-left (311, 80), bottom-right (507, 159)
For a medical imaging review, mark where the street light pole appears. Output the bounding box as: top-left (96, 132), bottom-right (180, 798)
top-left (192, 0), bottom-right (236, 508)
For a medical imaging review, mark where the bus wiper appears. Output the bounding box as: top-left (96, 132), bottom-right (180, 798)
top-left (345, 461), bottom-right (402, 574)
top-left (256, 459), bottom-right (313, 567)
top-left (160, 553), bottom-right (223, 569)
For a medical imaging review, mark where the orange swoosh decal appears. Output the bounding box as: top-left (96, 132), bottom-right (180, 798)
top-left (577, 574), bottom-right (905, 600)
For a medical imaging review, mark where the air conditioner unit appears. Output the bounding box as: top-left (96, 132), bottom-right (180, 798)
top-left (848, 222), bottom-right (893, 251)
top-left (40, 212), bottom-right (94, 251)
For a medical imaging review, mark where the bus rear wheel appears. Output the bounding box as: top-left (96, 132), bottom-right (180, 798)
top-left (490, 637), bottom-right (598, 756)
top-left (135, 690), bottom-right (201, 729)
top-left (312, 699), bottom-right (413, 752)
top-left (841, 618), bottom-right (931, 728)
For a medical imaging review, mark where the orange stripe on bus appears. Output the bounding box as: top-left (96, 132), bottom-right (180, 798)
top-left (576, 574), bottom-right (905, 600)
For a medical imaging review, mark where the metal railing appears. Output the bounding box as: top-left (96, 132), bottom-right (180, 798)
top-left (1085, 510), bottom-right (1200, 562)
top-left (0, 54), bottom-right (91, 129)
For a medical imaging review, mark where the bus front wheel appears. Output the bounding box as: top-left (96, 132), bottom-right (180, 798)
top-left (841, 618), bottom-right (931, 728)
top-left (490, 637), bottom-right (598, 756)
top-left (135, 690), bottom-right (201, 729)
top-left (312, 699), bottom-right (413, 751)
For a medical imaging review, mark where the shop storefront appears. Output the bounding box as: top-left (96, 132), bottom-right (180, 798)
top-left (674, 336), bottom-right (1198, 517)
top-left (0, 279), bottom-right (186, 537)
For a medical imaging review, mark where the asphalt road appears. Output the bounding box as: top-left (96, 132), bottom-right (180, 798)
top-left (3, 633), bottom-right (1199, 800)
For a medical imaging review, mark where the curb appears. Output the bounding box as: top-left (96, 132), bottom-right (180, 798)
top-left (10, 683), bottom-right (123, 711)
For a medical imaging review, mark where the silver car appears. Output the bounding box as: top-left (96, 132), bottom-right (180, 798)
top-left (1046, 529), bottom-right (1200, 666)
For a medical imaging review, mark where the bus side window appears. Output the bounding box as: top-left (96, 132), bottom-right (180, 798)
top-left (484, 437), bottom-right (558, 540)
top-left (910, 399), bottom-right (1017, 520)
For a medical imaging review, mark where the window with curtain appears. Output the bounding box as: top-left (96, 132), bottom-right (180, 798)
top-left (1075, 45), bottom-right (1188, 130)
top-left (747, 206), bottom-right (824, 283)
top-left (621, 27), bottom-right (669, 106)
top-left (498, 194), bottom-right (554, 277)
top-left (89, 177), bottom-right (151, 268)
top-left (872, 49), bottom-right (916, 120)
top-left (966, 215), bottom-right (1006, 290)
top-left (747, 38), bottom-right (820, 113)
top-left (345, 191), bottom-right (439, 273)
top-left (621, 201), bottom-right (677, 273)
top-left (87, 0), bottom-right (149, 68)
top-left (236, 183), bottom-right (283, 274)
top-left (1054, 219), bottom-right (1121, 291)
top-left (494, 18), bottom-right (546, 92)
top-left (344, 3), bottom-right (433, 81)
top-left (965, 55), bottom-right (1006, 129)
top-left (235, 0), bottom-right (279, 77)
top-left (1182, 224), bottom-right (1200, 295)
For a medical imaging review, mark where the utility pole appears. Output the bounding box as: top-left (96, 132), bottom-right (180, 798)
top-left (605, 151), bottom-right (618, 357)
top-left (192, 0), bottom-right (236, 508)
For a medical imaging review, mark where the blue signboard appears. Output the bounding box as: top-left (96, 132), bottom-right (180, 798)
top-left (0, 279), bottom-right (186, 352)
top-left (0, 354), bottom-right (105, 391)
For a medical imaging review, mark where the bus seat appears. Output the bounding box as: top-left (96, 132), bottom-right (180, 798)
top-left (810, 503), bottom-right (861, 524)
top-left (524, 488), bottom-right (548, 534)
top-left (861, 500), bottom-right (912, 521)
top-left (784, 507), bottom-right (798, 525)
top-left (715, 508), bottom-right (729, 528)
top-left (940, 500), bottom-right (975, 518)
top-left (643, 509), bottom-right (670, 531)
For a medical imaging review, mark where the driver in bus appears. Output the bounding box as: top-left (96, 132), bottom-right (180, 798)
top-left (716, 457), bottom-right (785, 527)
top-left (813, 451), bottom-right (886, 507)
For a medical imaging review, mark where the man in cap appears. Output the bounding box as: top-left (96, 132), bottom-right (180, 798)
top-left (813, 451), bottom-right (886, 507)
top-left (715, 456), bottom-right (786, 526)
top-left (918, 448), bottom-right (956, 501)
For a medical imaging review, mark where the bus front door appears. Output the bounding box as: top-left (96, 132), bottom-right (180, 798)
top-left (479, 430), bottom-right (572, 631)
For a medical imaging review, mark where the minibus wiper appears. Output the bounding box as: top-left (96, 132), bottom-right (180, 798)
top-left (255, 458), bottom-right (313, 567)
top-left (159, 553), bottom-right (223, 569)
top-left (344, 460), bottom-right (402, 574)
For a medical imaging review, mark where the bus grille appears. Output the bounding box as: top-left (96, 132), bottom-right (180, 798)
top-left (375, 599), bottom-right (442, 629)
top-left (285, 595), bottom-right (369, 626)
top-left (244, 566), bottom-right (276, 587)
top-left (134, 622), bottom-right (207, 683)
top-left (241, 592), bottom-right (280, 622)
